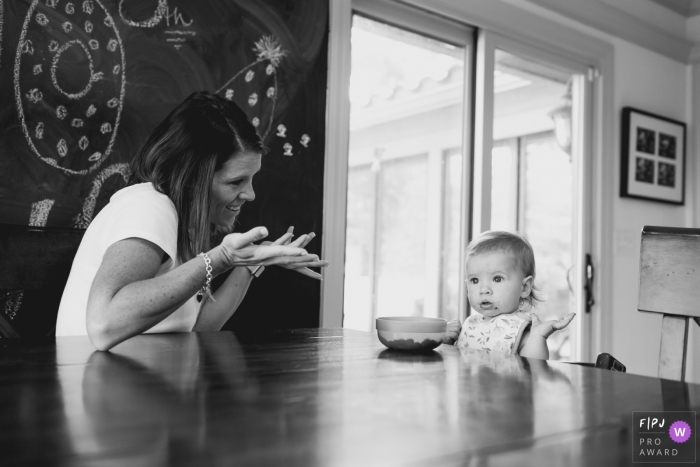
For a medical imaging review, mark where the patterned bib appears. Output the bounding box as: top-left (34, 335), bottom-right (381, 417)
top-left (457, 312), bottom-right (531, 355)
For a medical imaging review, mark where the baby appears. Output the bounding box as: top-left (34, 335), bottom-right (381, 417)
top-left (444, 230), bottom-right (575, 359)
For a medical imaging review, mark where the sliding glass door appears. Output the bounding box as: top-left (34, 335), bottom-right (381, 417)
top-left (342, 7), bottom-right (474, 331)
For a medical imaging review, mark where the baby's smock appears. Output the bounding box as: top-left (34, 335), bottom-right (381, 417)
top-left (457, 312), bottom-right (531, 355)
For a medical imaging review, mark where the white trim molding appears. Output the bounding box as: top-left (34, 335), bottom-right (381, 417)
top-left (320, 0), bottom-right (352, 327)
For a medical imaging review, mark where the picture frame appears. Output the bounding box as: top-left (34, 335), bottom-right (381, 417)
top-left (621, 107), bottom-right (686, 205)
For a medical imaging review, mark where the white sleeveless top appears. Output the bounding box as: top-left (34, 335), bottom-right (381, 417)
top-left (56, 183), bottom-right (201, 336)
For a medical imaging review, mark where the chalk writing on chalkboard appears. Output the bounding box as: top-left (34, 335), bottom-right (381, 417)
top-left (14, 0), bottom-right (126, 175)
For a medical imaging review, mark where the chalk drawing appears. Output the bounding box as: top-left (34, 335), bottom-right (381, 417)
top-left (14, 0), bottom-right (126, 175)
top-left (29, 199), bottom-right (55, 226)
top-left (74, 163), bottom-right (130, 228)
top-left (3, 291), bottom-right (23, 321)
top-left (215, 36), bottom-right (287, 140)
top-left (225, 89), bottom-right (234, 100)
top-left (283, 142), bottom-right (293, 156)
top-left (276, 124), bottom-right (286, 138)
top-left (300, 134), bottom-right (310, 148)
top-left (118, 0), bottom-right (167, 28)
top-left (36, 13), bottom-right (48, 25)
top-left (57, 138), bottom-right (68, 156)
top-left (252, 117), bottom-right (259, 127)
top-left (22, 39), bottom-right (33, 54)
top-left (51, 40), bottom-right (101, 99)
top-left (79, 135), bottom-right (88, 149)
top-left (26, 88), bottom-right (42, 103)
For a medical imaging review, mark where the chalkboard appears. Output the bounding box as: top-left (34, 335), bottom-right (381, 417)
top-left (0, 0), bottom-right (329, 333)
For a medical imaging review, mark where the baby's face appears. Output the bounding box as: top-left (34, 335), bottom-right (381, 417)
top-left (466, 251), bottom-right (530, 318)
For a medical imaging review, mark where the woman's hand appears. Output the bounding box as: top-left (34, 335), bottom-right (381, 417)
top-left (262, 227), bottom-right (328, 280)
top-left (218, 227), bottom-right (319, 269)
top-left (443, 319), bottom-right (461, 344)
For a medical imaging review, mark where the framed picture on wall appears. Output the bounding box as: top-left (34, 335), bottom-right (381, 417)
top-left (621, 107), bottom-right (686, 205)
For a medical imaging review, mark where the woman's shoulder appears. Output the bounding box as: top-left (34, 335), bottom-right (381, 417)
top-left (111, 182), bottom-right (173, 207)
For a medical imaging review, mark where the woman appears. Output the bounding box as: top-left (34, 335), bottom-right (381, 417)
top-left (56, 92), bottom-right (327, 351)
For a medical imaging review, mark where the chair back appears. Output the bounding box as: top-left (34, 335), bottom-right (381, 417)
top-left (0, 224), bottom-right (84, 337)
top-left (638, 225), bottom-right (700, 381)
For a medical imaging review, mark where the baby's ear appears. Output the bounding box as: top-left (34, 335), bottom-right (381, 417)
top-left (521, 275), bottom-right (533, 297)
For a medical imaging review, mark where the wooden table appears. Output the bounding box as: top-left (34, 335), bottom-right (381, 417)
top-left (1, 328), bottom-right (699, 466)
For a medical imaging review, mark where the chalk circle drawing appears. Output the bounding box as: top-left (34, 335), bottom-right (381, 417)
top-left (216, 35), bottom-right (288, 141)
top-left (29, 199), bottom-right (55, 226)
top-left (118, 0), bottom-right (167, 28)
top-left (74, 163), bottom-right (130, 228)
top-left (14, 0), bottom-right (126, 175)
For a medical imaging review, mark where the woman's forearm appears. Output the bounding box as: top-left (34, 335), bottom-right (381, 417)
top-left (193, 266), bottom-right (254, 331)
top-left (87, 243), bottom-right (232, 351)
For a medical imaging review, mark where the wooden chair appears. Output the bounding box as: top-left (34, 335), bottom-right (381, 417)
top-left (0, 224), bottom-right (84, 338)
top-left (638, 225), bottom-right (700, 382)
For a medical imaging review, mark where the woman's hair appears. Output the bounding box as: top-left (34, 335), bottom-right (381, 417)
top-left (465, 230), bottom-right (543, 308)
top-left (128, 91), bottom-right (267, 263)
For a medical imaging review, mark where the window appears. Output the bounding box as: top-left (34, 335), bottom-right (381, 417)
top-left (343, 14), bottom-right (472, 331)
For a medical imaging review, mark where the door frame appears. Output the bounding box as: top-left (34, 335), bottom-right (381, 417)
top-left (322, 0), bottom-right (616, 363)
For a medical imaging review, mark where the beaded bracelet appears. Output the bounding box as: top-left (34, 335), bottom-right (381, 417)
top-left (197, 253), bottom-right (216, 302)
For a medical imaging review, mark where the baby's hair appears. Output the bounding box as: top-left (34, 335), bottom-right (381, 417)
top-left (465, 230), bottom-right (543, 308)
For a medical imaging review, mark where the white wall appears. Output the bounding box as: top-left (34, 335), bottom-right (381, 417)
top-left (609, 39), bottom-right (691, 378)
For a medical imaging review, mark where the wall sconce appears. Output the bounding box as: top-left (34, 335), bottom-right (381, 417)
top-left (549, 79), bottom-right (572, 156)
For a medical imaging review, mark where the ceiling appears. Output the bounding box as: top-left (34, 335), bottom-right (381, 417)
top-left (648, 0), bottom-right (700, 16)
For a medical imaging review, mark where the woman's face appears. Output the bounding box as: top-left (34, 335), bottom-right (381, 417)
top-left (209, 151), bottom-right (262, 227)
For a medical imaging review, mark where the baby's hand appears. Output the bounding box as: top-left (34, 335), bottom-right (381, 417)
top-left (527, 312), bottom-right (575, 339)
top-left (443, 319), bottom-right (461, 345)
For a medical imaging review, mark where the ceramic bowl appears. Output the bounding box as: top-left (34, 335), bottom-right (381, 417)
top-left (375, 317), bottom-right (447, 351)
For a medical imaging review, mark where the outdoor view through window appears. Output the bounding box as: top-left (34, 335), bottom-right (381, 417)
top-left (343, 16), bottom-right (466, 331)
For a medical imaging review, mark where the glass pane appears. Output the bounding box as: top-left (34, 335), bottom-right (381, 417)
top-left (490, 49), bottom-right (574, 360)
top-left (521, 136), bottom-right (573, 360)
top-left (344, 15), bottom-right (466, 331)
